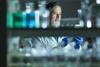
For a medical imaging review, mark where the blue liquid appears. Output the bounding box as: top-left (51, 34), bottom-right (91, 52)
top-left (26, 12), bottom-right (35, 28)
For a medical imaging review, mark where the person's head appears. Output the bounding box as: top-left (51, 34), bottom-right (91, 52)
top-left (46, 1), bottom-right (62, 28)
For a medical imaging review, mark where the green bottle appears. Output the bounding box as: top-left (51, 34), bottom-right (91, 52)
top-left (13, 11), bottom-right (23, 28)
top-left (7, 12), bottom-right (13, 28)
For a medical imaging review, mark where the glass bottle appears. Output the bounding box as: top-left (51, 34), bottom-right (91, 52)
top-left (39, 0), bottom-right (50, 29)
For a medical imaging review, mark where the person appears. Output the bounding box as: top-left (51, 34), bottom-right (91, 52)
top-left (31, 1), bottom-right (64, 49)
top-left (19, 1), bottom-right (85, 57)
top-left (20, 1), bottom-right (64, 50)
top-left (46, 1), bottom-right (62, 28)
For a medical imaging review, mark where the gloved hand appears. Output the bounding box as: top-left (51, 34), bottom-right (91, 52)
top-left (61, 37), bottom-right (70, 47)
top-left (74, 36), bottom-right (84, 49)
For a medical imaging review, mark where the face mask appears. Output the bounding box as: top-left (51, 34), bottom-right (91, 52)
top-left (51, 20), bottom-right (60, 28)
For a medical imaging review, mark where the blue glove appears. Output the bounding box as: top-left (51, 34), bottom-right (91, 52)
top-left (62, 37), bottom-right (69, 47)
top-left (74, 36), bottom-right (84, 49)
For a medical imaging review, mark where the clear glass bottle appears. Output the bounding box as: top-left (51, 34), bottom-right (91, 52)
top-left (39, 0), bottom-right (50, 29)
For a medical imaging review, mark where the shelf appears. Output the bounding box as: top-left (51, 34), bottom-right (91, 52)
top-left (7, 28), bottom-right (100, 37)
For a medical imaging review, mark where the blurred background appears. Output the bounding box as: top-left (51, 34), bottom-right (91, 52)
top-left (7, 0), bottom-right (100, 67)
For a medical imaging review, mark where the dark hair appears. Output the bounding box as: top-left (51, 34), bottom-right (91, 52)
top-left (46, 1), bottom-right (58, 10)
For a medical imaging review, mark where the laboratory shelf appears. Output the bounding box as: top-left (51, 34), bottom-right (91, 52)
top-left (7, 28), bottom-right (100, 37)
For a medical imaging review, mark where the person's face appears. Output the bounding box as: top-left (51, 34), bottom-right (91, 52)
top-left (50, 5), bottom-right (62, 27)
